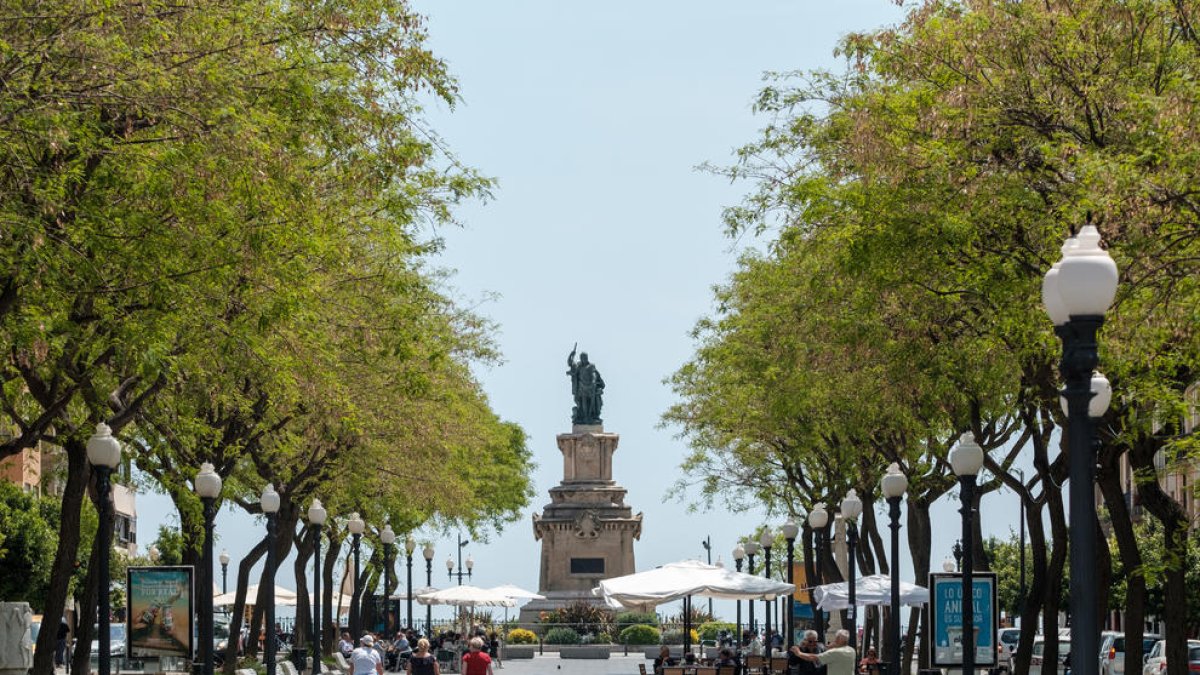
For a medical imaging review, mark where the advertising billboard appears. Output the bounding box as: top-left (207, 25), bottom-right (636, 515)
top-left (127, 566), bottom-right (194, 658)
top-left (929, 572), bottom-right (998, 667)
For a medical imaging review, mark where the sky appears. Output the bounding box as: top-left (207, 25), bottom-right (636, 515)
top-left (135, 0), bottom-right (1039, 627)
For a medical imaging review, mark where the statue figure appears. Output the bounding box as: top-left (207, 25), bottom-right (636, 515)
top-left (566, 344), bottom-right (605, 425)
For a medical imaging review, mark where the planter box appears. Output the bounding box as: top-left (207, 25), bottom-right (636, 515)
top-left (503, 645), bottom-right (536, 659)
top-left (558, 646), bottom-right (611, 659)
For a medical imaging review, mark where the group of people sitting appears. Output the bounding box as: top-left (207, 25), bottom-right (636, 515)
top-left (651, 628), bottom-right (870, 675)
top-left (340, 628), bottom-right (500, 675)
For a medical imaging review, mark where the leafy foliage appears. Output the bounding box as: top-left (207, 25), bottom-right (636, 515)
top-left (619, 624), bottom-right (661, 646)
top-left (505, 628), bottom-right (537, 645)
top-left (542, 628), bottom-right (581, 645)
top-left (615, 611), bottom-right (660, 633)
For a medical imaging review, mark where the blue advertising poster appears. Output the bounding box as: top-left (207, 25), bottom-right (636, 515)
top-left (929, 572), bottom-right (997, 667)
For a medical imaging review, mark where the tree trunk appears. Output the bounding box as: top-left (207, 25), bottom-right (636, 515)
top-left (907, 496), bottom-right (933, 671)
top-left (293, 535), bottom-right (315, 652)
top-left (322, 532), bottom-right (343, 654)
top-left (1098, 444), bottom-right (1145, 667)
top-left (223, 536), bottom-right (269, 674)
top-left (1015, 498), bottom-right (1048, 675)
top-left (1133, 436), bottom-right (1188, 675)
top-left (70, 521), bottom-right (104, 675)
top-left (33, 440), bottom-right (89, 675)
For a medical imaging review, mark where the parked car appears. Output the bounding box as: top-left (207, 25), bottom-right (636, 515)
top-left (998, 628), bottom-right (1022, 673)
top-left (1032, 636), bottom-right (1071, 675)
top-left (90, 624), bottom-right (127, 659)
top-left (1142, 639), bottom-right (1200, 675)
top-left (1103, 633), bottom-right (1162, 675)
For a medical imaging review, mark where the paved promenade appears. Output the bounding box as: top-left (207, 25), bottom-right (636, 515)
top-left (494, 654), bottom-right (646, 674)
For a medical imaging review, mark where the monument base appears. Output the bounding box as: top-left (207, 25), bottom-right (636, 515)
top-left (516, 591), bottom-right (614, 626)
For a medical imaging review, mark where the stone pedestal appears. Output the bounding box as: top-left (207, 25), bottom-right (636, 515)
top-left (0, 602), bottom-right (33, 675)
top-left (519, 425), bottom-right (642, 623)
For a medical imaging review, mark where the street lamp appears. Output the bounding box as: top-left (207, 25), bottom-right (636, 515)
top-left (881, 462), bottom-right (908, 675)
top-left (219, 550), bottom-right (230, 594)
top-left (381, 524), bottom-right (396, 635)
top-left (87, 423), bottom-right (121, 675)
top-left (942, 559), bottom-right (956, 573)
top-left (422, 543), bottom-right (435, 636)
top-left (308, 499), bottom-right (328, 669)
top-left (744, 540), bottom-right (759, 640)
top-left (950, 433), bottom-right (985, 675)
top-left (348, 513), bottom-right (366, 638)
top-left (261, 484), bottom-right (281, 675)
top-left (447, 534), bottom-right (472, 584)
top-left (733, 544), bottom-right (746, 649)
top-left (148, 545), bottom-right (160, 563)
top-left (781, 520), bottom-right (800, 649)
top-left (841, 490), bottom-right (863, 652)
top-left (405, 535), bottom-right (416, 631)
top-left (808, 503), bottom-right (829, 641)
top-left (194, 462), bottom-right (223, 675)
top-left (1043, 224), bottom-right (1118, 675)
top-left (758, 528), bottom-right (774, 655)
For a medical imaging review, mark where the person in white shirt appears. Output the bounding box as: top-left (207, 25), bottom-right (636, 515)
top-left (339, 631), bottom-right (355, 657)
top-left (352, 634), bottom-right (384, 675)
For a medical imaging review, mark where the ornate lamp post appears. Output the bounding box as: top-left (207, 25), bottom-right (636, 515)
top-left (1043, 224), bottom-right (1118, 675)
top-left (744, 540), bottom-right (760, 639)
top-left (758, 529), bottom-right (775, 655)
top-left (447, 534), bottom-right (472, 584)
top-left (348, 513), bottom-right (366, 638)
top-left (950, 433), bottom-right (985, 675)
top-left (87, 424), bottom-right (122, 675)
top-left (194, 463), bottom-right (223, 675)
top-left (423, 543), bottom-right (434, 636)
top-left (261, 484), bottom-right (281, 675)
top-left (308, 499), bottom-right (328, 670)
top-left (841, 490), bottom-right (863, 652)
top-left (807, 504), bottom-right (829, 641)
top-left (219, 550), bottom-right (230, 594)
top-left (381, 524), bottom-right (396, 635)
top-left (405, 535), bottom-right (416, 631)
top-left (733, 544), bottom-right (746, 649)
top-left (781, 520), bottom-right (800, 649)
top-left (149, 545), bottom-right (160, 563)
top-left (881, 463), bottom-right (908, 675)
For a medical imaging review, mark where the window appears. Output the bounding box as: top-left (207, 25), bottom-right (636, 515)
top-left (570, 558), bottom-right (605, 574)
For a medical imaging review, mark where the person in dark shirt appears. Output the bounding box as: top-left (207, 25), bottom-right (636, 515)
top-left (653, 645), bottom-right (678, 674)
top-left (789, 630), bottom-right (826, 675)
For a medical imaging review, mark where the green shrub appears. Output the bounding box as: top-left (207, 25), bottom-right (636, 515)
top-left (697, 621), bottom-right (736, 642)
top-left (615, 611), bottom-right (659, 633)
top-left (596, 632), bottom-right (613, 644)
top-left (619, 624), bottom-right (661, 645)
top-left (543, 627), bottom-right (581, 645)
top-left (660, 629), bottom-right (699, 645)
top-left (506, 628), bottom-right (537, 645)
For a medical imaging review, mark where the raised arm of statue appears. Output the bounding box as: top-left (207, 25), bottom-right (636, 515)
top-left (567, 343), bottom-right (578, 369)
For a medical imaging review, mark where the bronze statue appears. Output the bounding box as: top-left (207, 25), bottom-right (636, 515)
top-left (567, 344), bottom-right (604, 425)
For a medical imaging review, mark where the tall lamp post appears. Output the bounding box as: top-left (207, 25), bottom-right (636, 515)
top-left (702, 535), bottom-right (714, 617)
top-left (381, 524), bottom-right (396, 635)
top-left (405, 536), bottom-right (416, 630)
top-left (881, 463), bottom-right (908, 675)
top-left (782, 519), bottom-right (800, 649)
top-left (744, 540), bottom-right (759, 638)
top-left (87, 424), bottom-right (122, 675)
top-left (447, 534), bottom-right (473, 585)
top-left (841, 490), bottom-right (863, 652)
top-left (219, 550), bottom-right (230, 594)
top-left (758, 529), bottom-right (774, 655)
top-left (1043, 224), bottom-right (1118, 675)
top-left (950, 433), bottom-right (984, 675)
top-left (423, 543), bottom-right (434, 636)
top-left (808, 504), bottom-right (829, 641)
top-left (348, 513), bottom-right (366, 638)
top-left (261, 484), bottom-right (281, 675)
top-left (733, 544), bottom-right (746, 648)
top-left (195, 463), bottom-right (223, 675)
top-left (309, 500), bottom-right (328, 671)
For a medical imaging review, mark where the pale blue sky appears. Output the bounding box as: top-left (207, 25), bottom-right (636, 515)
top-left (136, 0), bottom-right (1035, 625)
